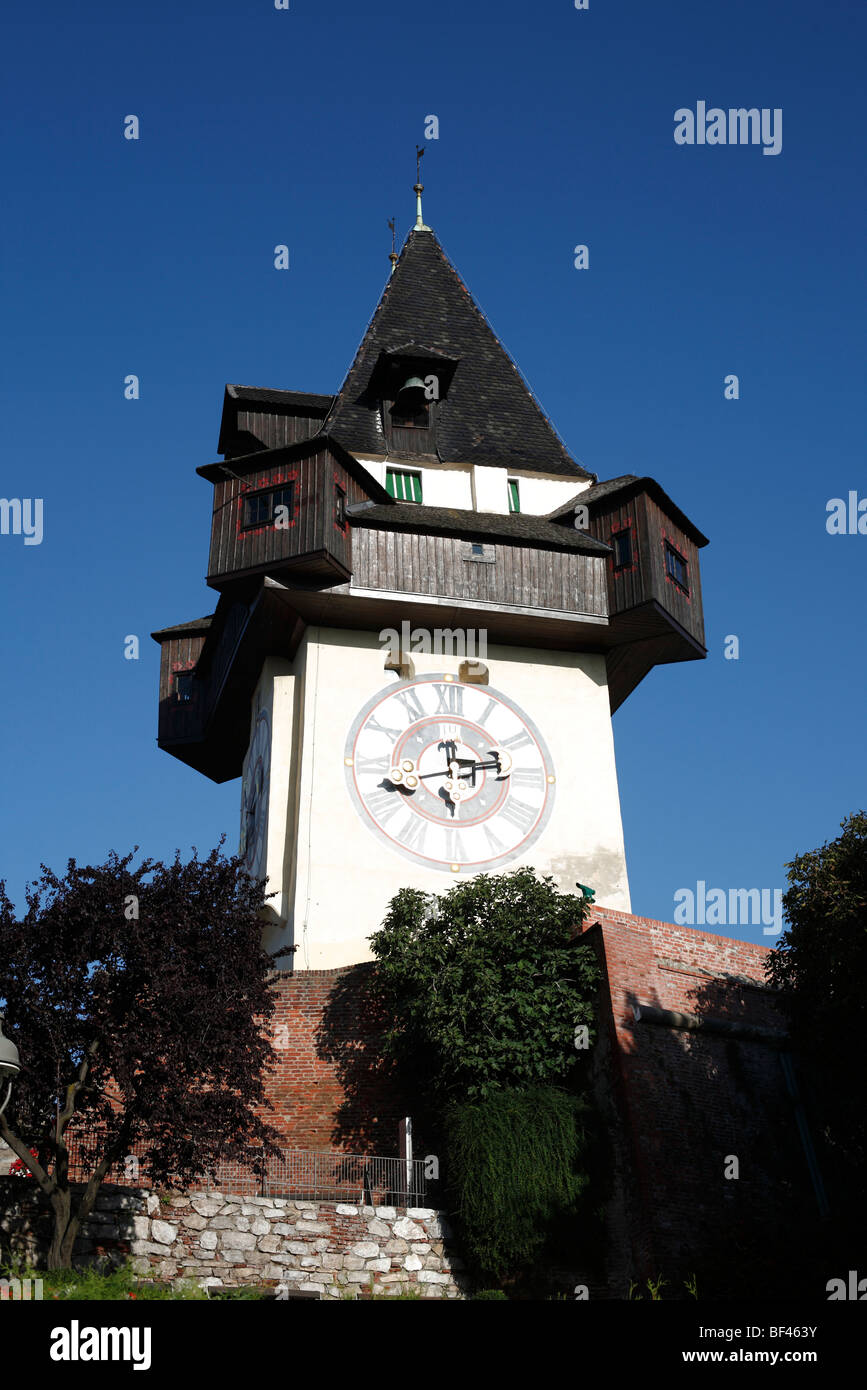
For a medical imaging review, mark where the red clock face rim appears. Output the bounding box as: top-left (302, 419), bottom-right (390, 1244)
top-left (344, 674), bottom-right (556, 874)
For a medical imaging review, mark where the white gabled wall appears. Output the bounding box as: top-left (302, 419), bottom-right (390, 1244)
top-left (355, 456), bottom-right (592, 519)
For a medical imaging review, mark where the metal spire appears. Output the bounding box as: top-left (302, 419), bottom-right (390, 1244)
top-left (388, 217), bottom-right (398, 275)
top-left (414, 145), bottom-right (431, 231)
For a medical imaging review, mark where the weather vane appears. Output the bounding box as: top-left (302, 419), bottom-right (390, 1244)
top-left (388, 217), bottom-right (398, 274)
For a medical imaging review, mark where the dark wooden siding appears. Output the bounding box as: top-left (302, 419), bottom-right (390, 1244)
top-left (588, 490), bottom-right (705, 647)
top-left (157, 632), bottom-right (208, 744)
top-left (234, 409), bottom-right (328, 453)
top-left (351, 528), bottom-right (607, 617)
top-left (588, 494), bottom-right (649, 613)
top-left (642, 494), bottom-right (705, 643)
top-left (207, 447), bottom-right (367, 584)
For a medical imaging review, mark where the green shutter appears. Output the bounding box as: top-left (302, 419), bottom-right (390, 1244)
top-left (386, 470), bottom-right (422, 502)
top-left (508, 480), bottom-right (520, 513)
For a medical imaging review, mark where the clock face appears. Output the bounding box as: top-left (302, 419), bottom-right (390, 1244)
top-left (240, 708), bottom-right (271, 881)
top-left (344, 675), bottom-right (555, 873)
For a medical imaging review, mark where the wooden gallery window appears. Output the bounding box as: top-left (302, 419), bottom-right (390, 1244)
top-left (335, 483), bottom-right (347, 530)
top-left (386, 469), bottom-right (423, 503)
top-left (174, 672), bottom-right (194, 702)
top-left (664, 541), bottom-right (689, 593)
top-left (508, 479), bottom-right (521, 513)
top-left (242, 482), bottom-right (294, 531)
top-left (612, 528), bottom-right (632, 571)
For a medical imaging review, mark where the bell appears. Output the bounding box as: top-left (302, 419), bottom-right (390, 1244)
top-left (396, 375), bottom-right (426, 407)
top-left (0, 1015), bottom-right (21, 1079)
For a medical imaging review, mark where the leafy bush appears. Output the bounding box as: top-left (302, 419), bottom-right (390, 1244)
top-left (443, 1085), bottom-right (592, 1279)
top-left (370, 870), bottom-right (599, 1102)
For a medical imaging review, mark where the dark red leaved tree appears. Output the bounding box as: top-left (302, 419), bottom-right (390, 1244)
top-left (0, 843), bottom-right (288, 1268)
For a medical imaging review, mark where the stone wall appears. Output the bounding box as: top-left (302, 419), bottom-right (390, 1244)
top-left (0, 1181), bottom-right (465, 1298)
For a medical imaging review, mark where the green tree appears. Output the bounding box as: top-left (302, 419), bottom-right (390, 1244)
top-left (0, 844), bottom-right (287, 1269)
top-left (766, 811), bottom-right (867, 1185)
top-left (370, 869), bottom-right (599, 1101)
top-left (370, 869), bottom-right (600, 1282)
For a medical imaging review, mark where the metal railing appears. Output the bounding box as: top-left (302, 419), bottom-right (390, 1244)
top-left (56, 1131), bottom-right (429, 1207)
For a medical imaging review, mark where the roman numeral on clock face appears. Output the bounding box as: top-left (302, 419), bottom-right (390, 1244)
top-left (434, 683), bottom-right (464, 715)
top-left (500, 728), bottom-right (534, 751)
top-left (509, 767), bottom-right (545, 790)
top-left (443, 826), bottom-right (467, 863)
top-left (499, 797), bottom-right (537, 832)
top-left (363, 787), bottom-right (403, 826)
top-left (366, 715), bottom-right (402, 740)
top-left (482, 823), bottom-right (506, 856)
top-left (393, 687), bottom-right (426, 722)
top-left (355, 754), bottom-right (391, 774)
top-left (395, 815), bottom-right (428, 853)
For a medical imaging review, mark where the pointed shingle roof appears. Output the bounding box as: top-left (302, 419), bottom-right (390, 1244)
top-left (324, 228), bottom-right (592, 479)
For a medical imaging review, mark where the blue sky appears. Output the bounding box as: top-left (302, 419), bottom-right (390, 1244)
top-left (1, 0), bottom-right (864, 944)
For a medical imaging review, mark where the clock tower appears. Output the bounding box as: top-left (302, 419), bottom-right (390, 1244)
top-left (152, 200), bottom-right (708, 968)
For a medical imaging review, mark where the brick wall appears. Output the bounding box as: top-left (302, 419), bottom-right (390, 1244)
top-left (579, 909), bottom-right (821, 1295)
top-left (261, 963), bottom-right (410, 1153)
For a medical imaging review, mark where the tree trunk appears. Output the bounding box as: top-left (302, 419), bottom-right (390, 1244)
top-left (47, 1189), bottom-right (74, 1271)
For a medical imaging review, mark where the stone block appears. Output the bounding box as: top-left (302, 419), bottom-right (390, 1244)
top-left (410, 1243), bottom-right (431, 1256)
top-left (182, 1213), bottom-right (208, 1231)
top-left (220, 1230), bottom-right (256, 1250)
top-left (295, 1220), bottom-right (330, 1235)
top-left (403, 1255), bottom-right (422, 1272)
top-left (146, 1195), bottom-right (160, 1216)
top-left (351, 1242), bottom-right (379, 1258)
top-left (374, 1207), bottom-right (397, 1221)
top-left (320, 1253), bottom-right (343, 1271)
top-left (273, 1224), bottom-right (295, 1236)
top-left (384, 1239), bottom-right (409, 1255)
top-left (199, 1231), bottom-right (218, 1251)
top-left (393, 1218), bottom-right (425, 1240)
top-left (345, 1271), bottom-right (374, 1284)
top-left (418, 1270), bottom-right (449, 1284)
top-left (298, 1283), bottom-right (325, 1296)
top-left (365, 1258), bottom-right (390, 1273)
top-left (190, 1198), bottom-right (223, 1217)
top-left (257, 1235), bottom-right (282, 1253)
top-left (367, 1220), bottom-right (390, 1237)
top-left (250, 1219), bottom-right (270, 1236)
top-left (151, 1221), bottom-right (178, 1246)
top-left (343, 1256), bottom-right (365, 1271)
top-left (406, 1208), bottom-right (436, 1221)
top-left (335, 1204), bottom-right (358, 1216)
